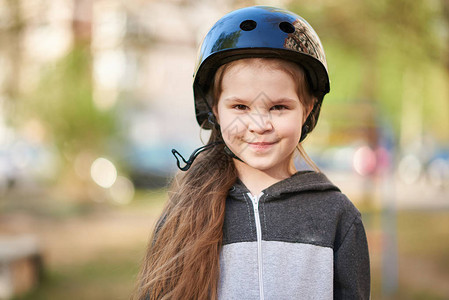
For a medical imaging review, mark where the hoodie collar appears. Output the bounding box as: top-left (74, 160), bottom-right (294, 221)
top-left (229, 171), bottom-right (340, 199)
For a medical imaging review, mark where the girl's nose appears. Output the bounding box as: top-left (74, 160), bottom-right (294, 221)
top-left (248, 112), bottom-right (273, 133)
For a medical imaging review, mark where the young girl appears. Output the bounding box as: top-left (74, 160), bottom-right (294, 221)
top-left (135, 6), bottom-right (370, 300)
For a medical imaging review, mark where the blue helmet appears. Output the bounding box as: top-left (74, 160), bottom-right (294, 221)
top-left (193, 6), bottom-right (330, 139)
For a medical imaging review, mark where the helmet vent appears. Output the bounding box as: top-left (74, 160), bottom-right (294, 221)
top-left (279, 22), bottom-right (295, 33)
top-left (240, 20), bottom-right (257, 31)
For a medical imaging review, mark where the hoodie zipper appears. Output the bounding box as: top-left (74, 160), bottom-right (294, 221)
top-left (247, 192), bottom-right (264, 300)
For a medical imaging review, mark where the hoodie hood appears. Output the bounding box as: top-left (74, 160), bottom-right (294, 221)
top-left (229, 171), bottom-right (340, 200)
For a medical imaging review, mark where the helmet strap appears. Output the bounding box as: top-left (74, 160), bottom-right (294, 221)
top-left (171, 141), bottom-right (244, 171)
top-left (207, 111), bottom-right (217, 127)
top-left (224, 145), bottom-right (244, 163)
top-left (299, 124), bottom-right (310, 142)
top-left (171, 141), bottom-right (224, 171)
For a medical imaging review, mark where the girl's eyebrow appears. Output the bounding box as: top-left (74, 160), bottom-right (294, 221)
top-left (223, 96), bottom-right (298, 104)
top-left (270, 98), bottom-right (298, 104)
top-left (222, 96), bottom-right (247, 102)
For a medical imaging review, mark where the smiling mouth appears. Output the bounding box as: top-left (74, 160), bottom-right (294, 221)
top-left (249, 142), bottom-right (276, 145)
top-left (247, 141), bottom-right (277, 150)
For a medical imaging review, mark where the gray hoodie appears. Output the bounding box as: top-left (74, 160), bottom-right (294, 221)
top-left (218, 171), bottom-right (370, 300)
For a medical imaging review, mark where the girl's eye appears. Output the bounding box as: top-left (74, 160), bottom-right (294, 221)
top-left (271, 105), bottom-right (288, 110)
top-left (233, 104), bottom-right (248, 110)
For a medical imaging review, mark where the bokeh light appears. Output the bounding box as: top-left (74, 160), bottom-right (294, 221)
top-left (398, 154), bottom-right (422, 184)
top-left (428, 158), bottom-right (449, 188)
top-left (109, 176), bottom-right (135, 205)
top-left (353, 146), bottom-right (377, 176)
top-left (90, 157), bottom-right (117, 188)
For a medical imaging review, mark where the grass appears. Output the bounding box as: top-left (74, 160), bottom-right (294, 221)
top-left (16, 246), bottom-right (145, 300)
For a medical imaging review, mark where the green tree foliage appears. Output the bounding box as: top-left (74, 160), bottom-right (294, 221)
top-left (20, 45), bottom-right (117, 164)
top-left (289, 0), bottom-right (449, 142)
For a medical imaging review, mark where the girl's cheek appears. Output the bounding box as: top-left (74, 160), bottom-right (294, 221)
top-left (222, 122), bottom-right (246, 139)
top-left (276, 118), bottom-right (303, 134)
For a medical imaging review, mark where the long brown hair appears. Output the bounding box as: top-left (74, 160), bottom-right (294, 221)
top-left (134, 124), bottom-right (237, 299)
top-left (134, 58), bottom-right (317, 300)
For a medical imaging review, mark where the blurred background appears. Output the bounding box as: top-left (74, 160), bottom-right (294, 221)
top-left (0, 0), bottom-right (448, 299)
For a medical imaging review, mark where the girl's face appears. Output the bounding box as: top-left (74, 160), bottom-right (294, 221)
top-left (213, 59), bottom-right (309, 177)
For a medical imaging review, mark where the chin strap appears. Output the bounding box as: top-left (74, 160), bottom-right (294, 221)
top-left (172, 141), bottom-right (244, 171)
top-left (299, 124), bottom-right (310, 142)
top-left (224, 145), bottom-right (244, 163)
top-left (171, 141), bottom-right (223, 171)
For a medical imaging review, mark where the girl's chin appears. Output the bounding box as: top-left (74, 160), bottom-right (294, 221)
top-left (234, 158), bottom-right (288, 174)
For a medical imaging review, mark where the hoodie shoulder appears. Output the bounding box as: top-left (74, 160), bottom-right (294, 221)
top-left (260, 172), bottom-right (362, 248)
